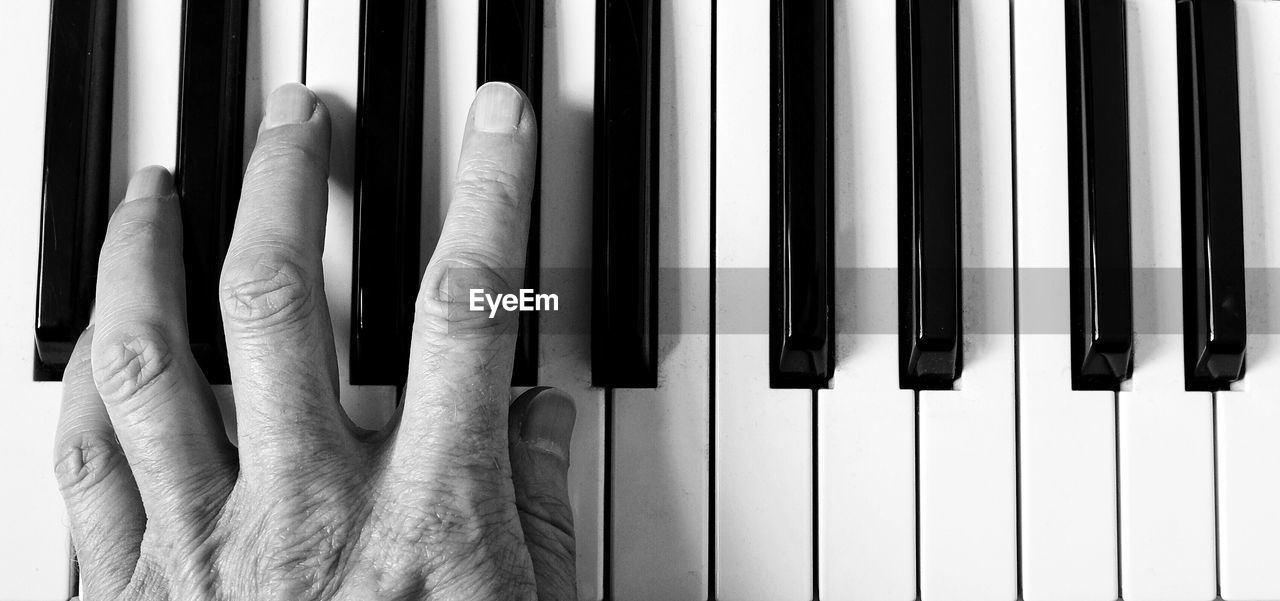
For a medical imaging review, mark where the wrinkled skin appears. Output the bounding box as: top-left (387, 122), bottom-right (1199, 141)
top-left (54, 83), bottom-right (577, 601)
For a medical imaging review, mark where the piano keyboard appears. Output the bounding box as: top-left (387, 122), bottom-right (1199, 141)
top-left (2, 0), bottom-right (1279, 600)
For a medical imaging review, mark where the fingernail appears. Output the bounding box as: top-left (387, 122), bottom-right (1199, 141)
top-left (123, 166), bottom-right (173, 204)
top-left (521, 388), bottom-right (576, 461)
top-left (474, 82), bottom-right (526, 133)
top-left (263, 83), bottom-right (317, 129)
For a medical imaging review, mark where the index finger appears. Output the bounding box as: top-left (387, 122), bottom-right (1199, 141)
top-left (395, 82), bottom-right (538, 468)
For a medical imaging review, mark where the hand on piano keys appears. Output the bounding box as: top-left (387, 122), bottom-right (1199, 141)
top-left (50, 75), bottom-right (587, 599)
top-left (8, 0), bottom-right (693, 598)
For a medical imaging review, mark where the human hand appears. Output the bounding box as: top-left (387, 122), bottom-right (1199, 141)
top-left (54, 82), bottom-right (577, 600)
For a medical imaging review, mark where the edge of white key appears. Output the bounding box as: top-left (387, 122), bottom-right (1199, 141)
top-left (918, 1), bottom-right (1018, 600)
top-left (0, 8), bottom-right (68, 598)
top-left (1216, 1), bottom-right (1280, 599)
top-left (817, 0), bottom-right (915, 598)
top-left (1012, 1), bottom-right (1118, 598)
top-left (714, 0), bottom-right (813, 597)
top-left (307, 0), bottom-right (398, 430)
top-left (1118, 3), bottom-right (1217, 599)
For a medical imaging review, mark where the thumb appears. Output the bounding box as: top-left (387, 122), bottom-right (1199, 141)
top-left (509, 387), bottom-right (578, 601)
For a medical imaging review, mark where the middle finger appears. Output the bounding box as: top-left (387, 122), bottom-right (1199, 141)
top-left (219, 84), bottom-right (352, 480)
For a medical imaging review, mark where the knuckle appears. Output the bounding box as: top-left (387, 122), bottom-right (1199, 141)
top-left (430, 252), bottom-right (518, 299)
top-left (246, 135), bottom-right (327, 181)
top-left (110, 212), bottom-right (167, 246)
top-left (455, 158), bottom-right (524, 207)
top-left (92, 326), bottom-right (175, 405)
top-left (416, 254), bottom-right (520, 339)
top-left (518, 490), bottom-right (576, 538)
top-left (220, 251), bottom-right (317, 331)
top-left (54, 430), bottom-right (128, 496)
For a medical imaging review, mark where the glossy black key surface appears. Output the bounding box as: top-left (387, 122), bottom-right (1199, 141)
top-left (350, 0), bottom-right (425, 386)
top-left (898, 0), bottom-right (961, 390)
top-left (1176, 0), bottom-right (1246, 391)
top-left (770, 0), bottom-right (834, 389)
top-left (34, 0), bottom-right (116, 381)
top-left (592, 0), bottom-right (659, 388)
top-left (175, 0), bottom-right (248, 384)
top-left (1066, 0), bottom-right (1134, 391)
top-left (479, 0), bottom-right (543, 386)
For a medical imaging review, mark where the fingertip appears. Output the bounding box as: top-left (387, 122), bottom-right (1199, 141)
top-left (123, 166), bottom-right (174, 204)
top-left (510, 386), bottom-right (552, 421)
top-left (244, 83), bottom-right (331, 183)
top-left (473, 81), bottom-right (534, 134)
top-left (457, 82), bottom-right (536, 191)
top-left (512, 387), bottom-right (575, 463)
top-left (262, 82), bottom-right (320, 129)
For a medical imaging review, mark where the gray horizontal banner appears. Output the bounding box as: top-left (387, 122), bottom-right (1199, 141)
top-left (431, 267), bottom-right (1280, 336)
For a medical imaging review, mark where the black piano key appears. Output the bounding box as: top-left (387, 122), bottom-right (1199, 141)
top-left (350, 0), bottom-right (425, 386)
top-left (175, 0), bottom-right (248, 385)
top-left (898, 0), bottom-right (962, 390)
top-left (1066, 0), bottom-right (1134, 391)
top-left (479, 0), bottom-right (543, 386)
top-left (34, 0), bottom-right (117, 381)
top-left (1176, 0), bottom-right (1246, 391)
top-left (769, 0), bottom-right (834, 389)
top-left (592, 0), bottom-right (659, 388)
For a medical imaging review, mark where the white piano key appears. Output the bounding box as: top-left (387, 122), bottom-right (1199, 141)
top-left (306, 0), bottom-right (398, 431)
top-left (420, 0), bottom-right (477, 268)
top-left (610, 0), bottom-right (712, 597)
top-left (1011, 1), bottom-right (1118, 599)
top-left (108, 0), bottom-right (181, 202)
top-left (0, 4), bottom-right (70, 599)
top-left (242, 0), bottom-right (306, 169)
top-left (613, 332), bottom-right (711, 601)
top-left (538, 1), bottom-right (607, 598)
top-left (1120, 2), bottom-right (1217, 598)
top-left (715, 0), bottom-right (813, 598)
top-left (817, 0), bottom-right (916, 599)
top-left (918, 1), bottom-right (1018, 599)
top-left (715, 342), bottom-right (812, 601)
top-left (1217, 2), bottom-right (1280, 599)
top-left (1119, 357), bottom-right (1215, 601)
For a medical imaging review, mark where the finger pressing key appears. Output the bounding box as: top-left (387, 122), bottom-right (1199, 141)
top-left (91, 166), bottom-right (235, 525)
top-left (395, 82), bottom-right (538, 470)
top-left (220, 83), bottom-right (351, 481)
